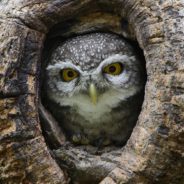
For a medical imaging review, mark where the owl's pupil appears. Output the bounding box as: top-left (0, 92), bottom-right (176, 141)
top-left (109, 66), bottom-right (116, 73)
top-left (67, 71), bottom-right (74, 77)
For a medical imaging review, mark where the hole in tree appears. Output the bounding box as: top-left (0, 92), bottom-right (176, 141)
top-left (40, 29), bottom-right (146, 148)
top-left (39, 15), bottom-right (147, 184)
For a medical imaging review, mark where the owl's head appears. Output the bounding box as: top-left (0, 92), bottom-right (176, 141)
top-left (45, 33), bottom-right (143, 108)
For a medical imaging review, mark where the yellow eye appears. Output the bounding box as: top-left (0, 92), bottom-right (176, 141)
top-left (60, 68), bottom-right (79, 82)
top-left (103, 62), bottom-right (123, 75)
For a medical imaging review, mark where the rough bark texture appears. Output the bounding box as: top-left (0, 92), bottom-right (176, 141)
top-left (0, 0), bottom-right (184, 184)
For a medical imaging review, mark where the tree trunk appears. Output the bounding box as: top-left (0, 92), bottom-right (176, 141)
top-left (0, 0), bottom-right (183, 184)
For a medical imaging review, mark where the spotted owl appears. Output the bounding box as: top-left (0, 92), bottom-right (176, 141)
top-left (44, 33), bottom-right (144, 147)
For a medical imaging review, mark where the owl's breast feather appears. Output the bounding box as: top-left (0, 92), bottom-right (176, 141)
top-left (49, 86), bottom-right (139, 124)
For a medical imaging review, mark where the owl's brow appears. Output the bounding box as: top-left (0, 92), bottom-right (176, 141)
top-left (95, 54), bottom-right (135, 71)
top-left (47, 63), bottom-right (97, 77)
top-left (46, 55), bottom-right (135, 76)
top-left (76, 55), bottom-right (135, 76)
top-left (47, 62), bottom-right (82, 72)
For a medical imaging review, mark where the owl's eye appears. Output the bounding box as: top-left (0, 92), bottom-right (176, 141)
top-left (103, 62), bottom-right (123, 75)
top-left (60, 68), bottom-right (79, 82)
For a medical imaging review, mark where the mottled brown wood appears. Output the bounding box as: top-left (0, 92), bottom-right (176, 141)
top-left (0, 9), bottom-right (66, 184)
top-left (0, 0), bottom-right (184, 184)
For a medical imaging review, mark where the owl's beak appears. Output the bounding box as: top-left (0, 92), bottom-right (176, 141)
top-left (89, 83), bottom-right (97, 105)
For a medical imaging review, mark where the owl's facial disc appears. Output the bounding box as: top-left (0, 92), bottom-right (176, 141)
top-left (47, 53), bottom-right (142, 107)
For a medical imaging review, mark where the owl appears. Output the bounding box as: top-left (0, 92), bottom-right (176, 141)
top-left (44, 33), bottom-right (144, 147)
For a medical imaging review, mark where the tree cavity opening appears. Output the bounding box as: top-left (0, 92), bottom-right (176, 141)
top-left (39, 10), bottom-right (147, 184)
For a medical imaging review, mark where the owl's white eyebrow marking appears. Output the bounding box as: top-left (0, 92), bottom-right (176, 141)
top-left (47, 54), bottom-right (135, 77)
top-left (47, 62), bottom-right (83, 73)
top-left (94, 54), bottom-right (136, 74)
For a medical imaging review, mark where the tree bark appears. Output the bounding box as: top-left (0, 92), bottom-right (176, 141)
top-left (0, 0), bottom-right (184, 184)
